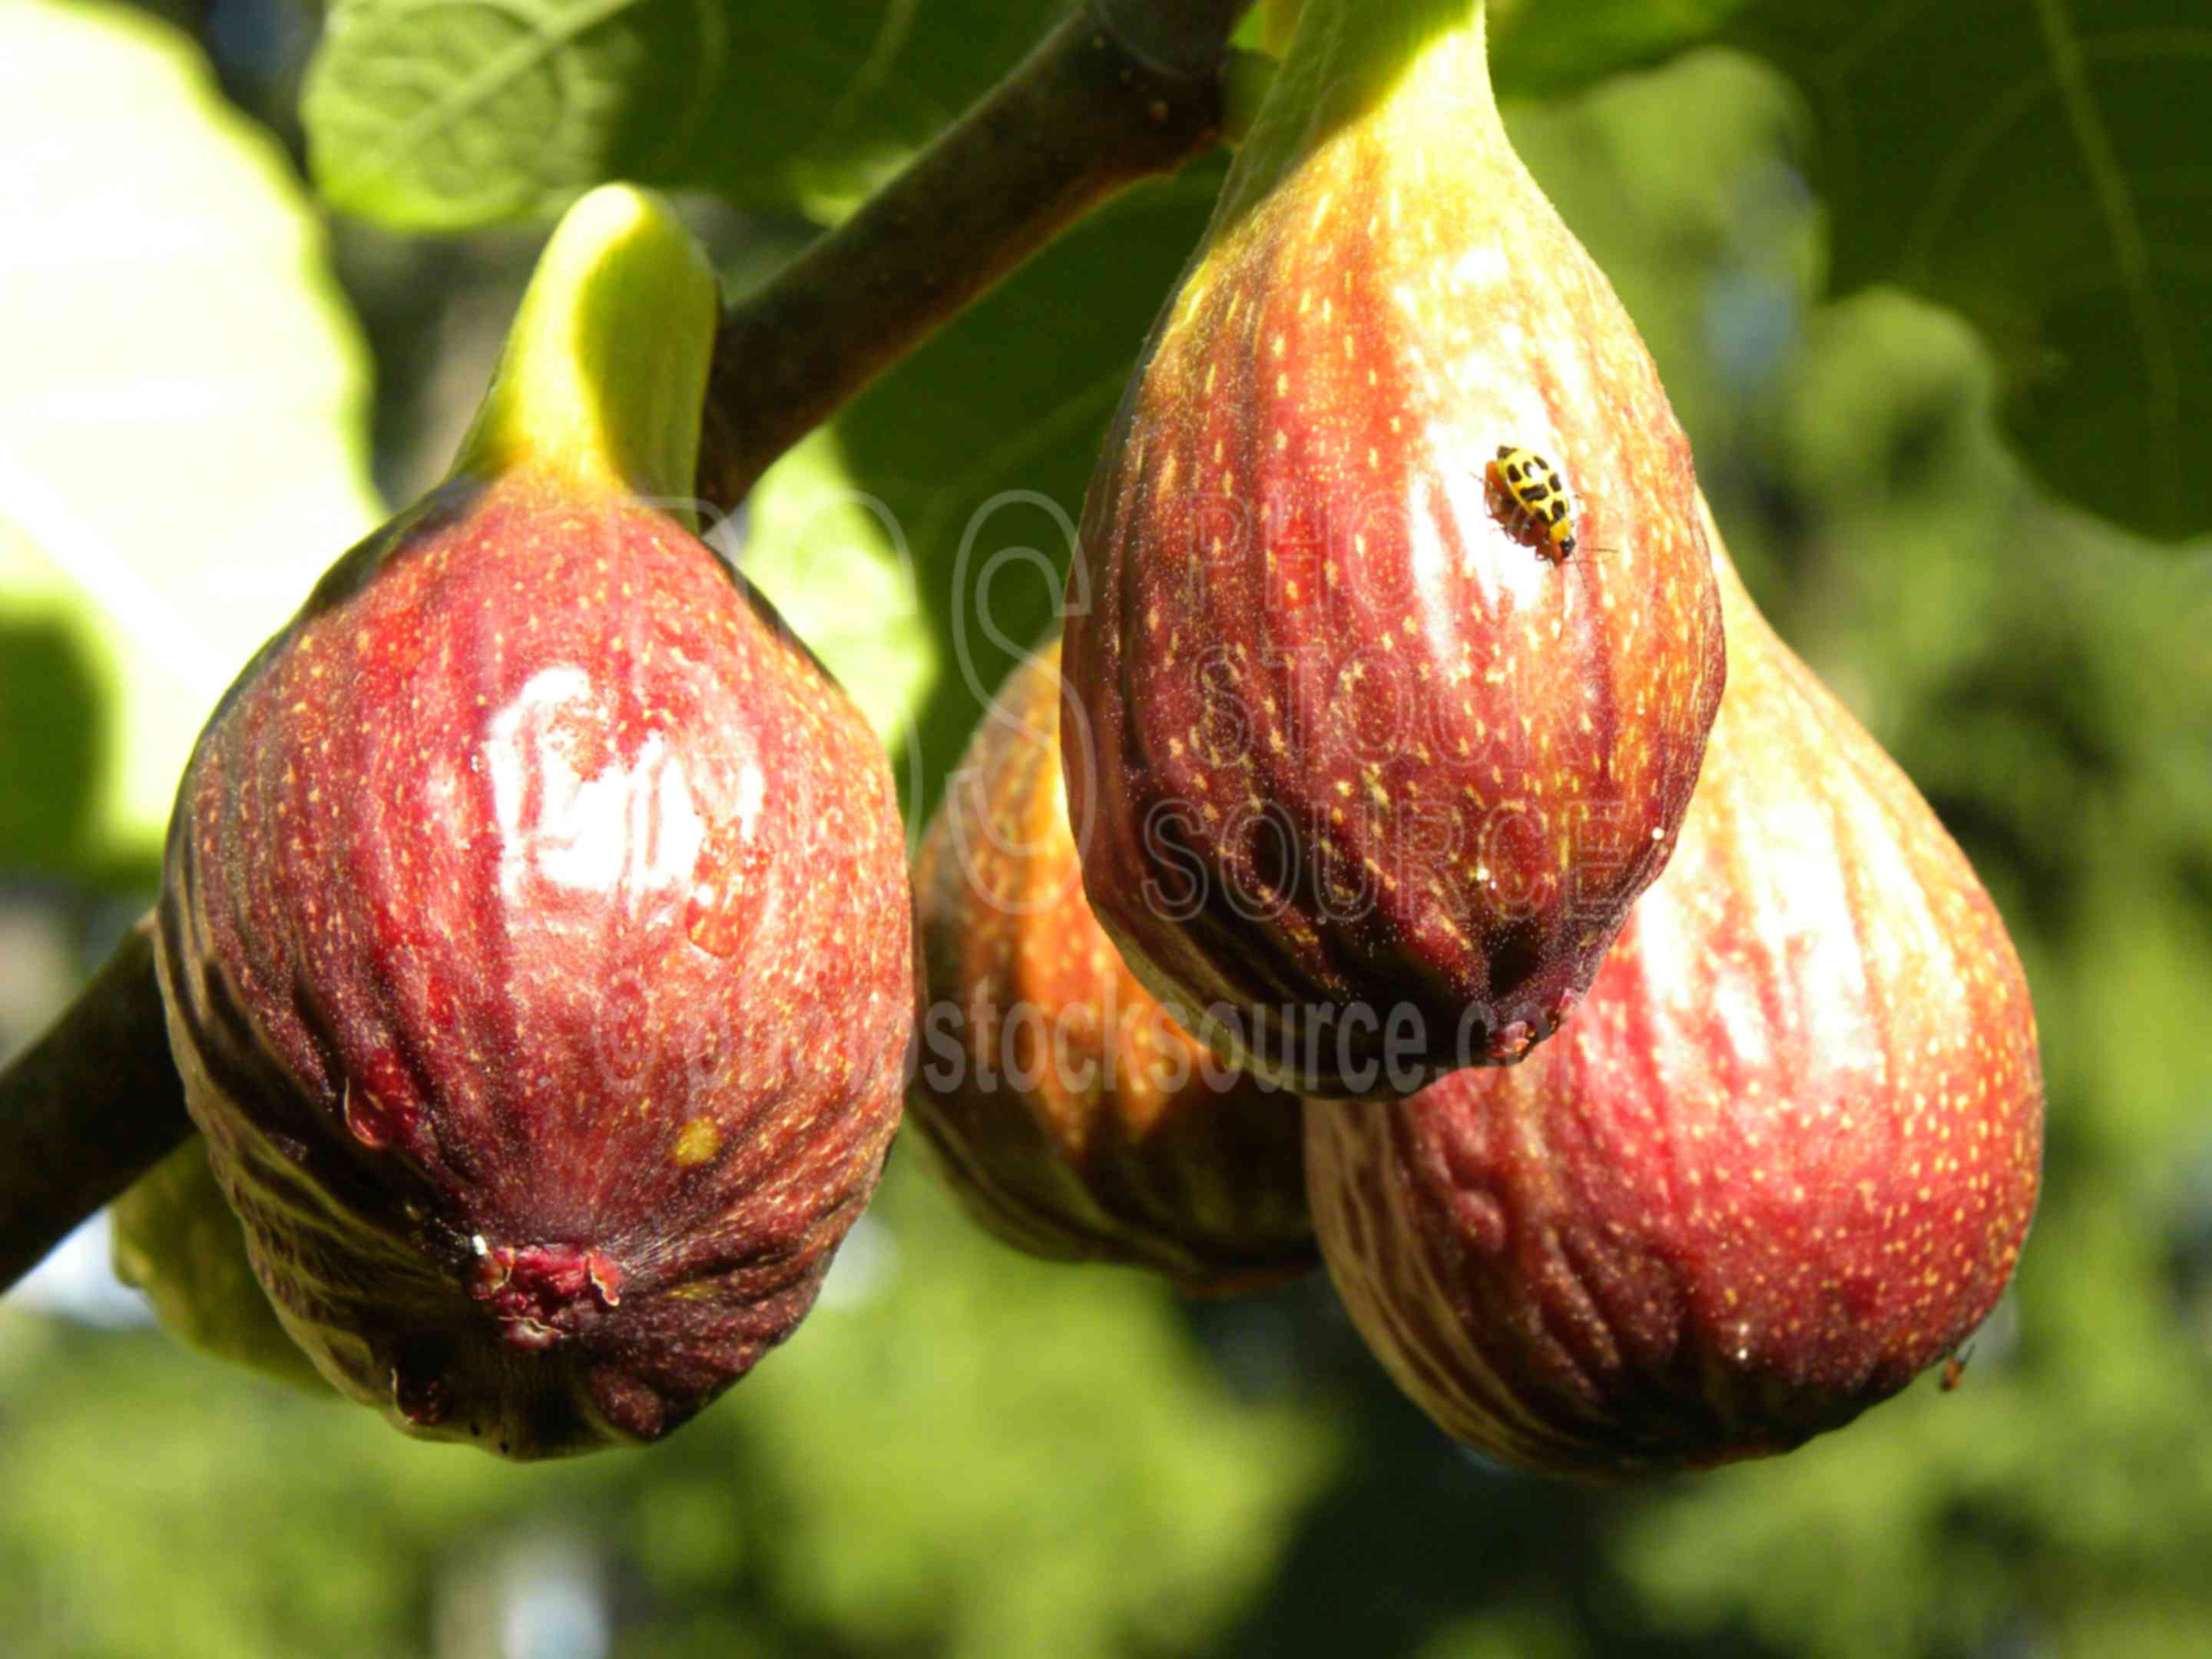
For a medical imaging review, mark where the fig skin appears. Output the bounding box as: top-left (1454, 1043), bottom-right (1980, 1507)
top-left (912, 636), bottom-right (1315, 1295)
top-left (154, 189), bottom-right (914, 1457)
top-left (1062, 0), bottom-right (1724, 1100)
top-left (1304, 501), bottom-right (2044, 1477)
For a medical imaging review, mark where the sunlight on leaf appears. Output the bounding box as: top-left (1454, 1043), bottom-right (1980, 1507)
top-left (305, 0), bottom-right (1065, 228)
top-left (730, 428), bottom-right (937, 773)
top-left (0, 0), bottom-right (381, 863)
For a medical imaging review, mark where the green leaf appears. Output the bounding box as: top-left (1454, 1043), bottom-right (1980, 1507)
top-left (303, 0), bottom-right (1065, 229)
top-left (1488, 0), bottom-right (1753, 94)
top-left (733, 428), bottom-right (937, 762)
top-left (111, 1142), bottom-right (334, 1396)
top-left (1730, 0), bottom-right (2212, 540)
top-left (0, 565), bottom-right (106, 874)
top-left (827, 159), bottom-right (1230, 817)
top-left (0, 0), bottom-right (381, 867)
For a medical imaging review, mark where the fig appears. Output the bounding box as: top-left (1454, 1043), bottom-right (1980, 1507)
top-left (912, 635), bottom-right (1314, 1294)
top-left (1061, 0), bottom-right (1724, 1099)
top-left (112, 1139), bottom-right (332, 1395)
top-left (154, 187), bottom-right (913, 1456)
top-left (1304, 497), bottom-right (2045, 1476)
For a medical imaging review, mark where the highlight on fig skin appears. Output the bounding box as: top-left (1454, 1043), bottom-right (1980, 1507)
top-left (1303, 502), bottom-right (2043, 1479)
top-left (911, 635), bottom-right (1316, 1296)
top-left (1060, 0), bottom-right (1725, 1101)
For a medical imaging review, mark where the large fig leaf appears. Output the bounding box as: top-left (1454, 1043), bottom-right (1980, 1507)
top-left (1495, 0), bottom-right (2212, 542)
top-left (303, 0), bottom-right (1063, 228)
top-left (1488, 0), bottom-right (1752, 93)
top-left (1727, 0), bottom-right (2212, 541)
top-left (0, 1), bottom-right (381, 866)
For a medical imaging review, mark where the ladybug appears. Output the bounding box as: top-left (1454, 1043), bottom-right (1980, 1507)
top-left (1485, 443), bottom-right (1584, 565)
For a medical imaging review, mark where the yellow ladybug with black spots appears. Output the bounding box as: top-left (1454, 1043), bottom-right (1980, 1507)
top-left (1486, 443), bottom-right (1583, 565)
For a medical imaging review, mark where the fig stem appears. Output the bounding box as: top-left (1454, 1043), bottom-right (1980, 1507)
top-left (0, 914), bottom-right (192, 1292)
top-left (455, 185), bottom-right (720, 524)
top-left (1255, 0), bottom-right (1304, 58)
top-left (1211, 0), bottom-right (1492, 233)
top-left (694, 0), bottom-right (1252, 512)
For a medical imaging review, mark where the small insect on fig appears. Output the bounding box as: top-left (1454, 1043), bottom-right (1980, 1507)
top-left (1487, 443), bottom-right (1586, 564)
top-left (1940, 1346), bottom-right (1974, 1392)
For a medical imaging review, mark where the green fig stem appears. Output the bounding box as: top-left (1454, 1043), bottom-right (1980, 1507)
top-left (1219, 49), bottom-right (1282, 147)
top-left (455, 184), bottom-right (719, 524)
top-left (1255, 0), bottom-right (1303, 58)
top-left (1213, 0), bottom-right (1493, 230)
top-left (695, 0), bottom-right (1253, 512)
top-left (0, 915), bottom-right (191, 1291)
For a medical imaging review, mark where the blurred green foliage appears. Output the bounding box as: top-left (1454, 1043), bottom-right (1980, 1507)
top-left (4, 3), bottom-right (2210, 1658)
top-left (3, 1162), bottom-right (1333, 1659)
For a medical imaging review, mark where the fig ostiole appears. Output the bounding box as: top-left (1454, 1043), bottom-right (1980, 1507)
top-left (1304, 495), bottom-right (2045, 1477)
top-left (155, 186), bottom-right (915, 1456)
top-left (1061, 0), bottom-right (1724, 1101)
top-left (912, 635), bottom-right (1315, 1295)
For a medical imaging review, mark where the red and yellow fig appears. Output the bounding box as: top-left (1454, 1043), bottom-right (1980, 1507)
top-left (154, 187), bottom-right (914, 1456)
top-left (1305, 499), bottom-right (2044, 1476)
top-left (1062, 0), bottom-right (1724, 1098)
top-left (912, 636), bottom-right (1314, 1294)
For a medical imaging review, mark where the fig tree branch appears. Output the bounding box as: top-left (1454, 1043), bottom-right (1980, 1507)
top-left (696, 0), bottom-right (1251, 510)
top-left (0, 916), bottom-right (190, 1290)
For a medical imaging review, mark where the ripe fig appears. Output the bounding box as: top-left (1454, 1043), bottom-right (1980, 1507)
top-left (912, 636), bottom-right (1314, 1294)
top-left (1061, 0), bottom-right (1724, 1098)
top-left (154, 187), bottom-right (913, 1456)
top-left (1304, 498), bottom-right (2044, 1476)
top-left (112, 1138), bottom-right (333, 1395)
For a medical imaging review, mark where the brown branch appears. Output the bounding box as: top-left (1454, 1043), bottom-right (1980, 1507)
top-left (697, 0), bottom-right (1251, 512)
top-left (0, 914), bottom-right (190, 1291)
